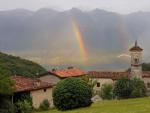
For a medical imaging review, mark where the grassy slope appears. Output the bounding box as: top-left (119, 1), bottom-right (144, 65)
top-left (35, 97), bottom-right (150, 113)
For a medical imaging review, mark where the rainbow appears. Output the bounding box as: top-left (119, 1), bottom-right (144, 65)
top-left (72, 21), bottom-right (88, 62)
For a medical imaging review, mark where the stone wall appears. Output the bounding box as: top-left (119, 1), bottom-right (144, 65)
top-left (30, 87), bottom-right (53, 108)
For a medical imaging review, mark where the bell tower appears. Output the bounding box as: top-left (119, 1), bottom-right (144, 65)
top-left (129, 41), bottom-right (143, 78)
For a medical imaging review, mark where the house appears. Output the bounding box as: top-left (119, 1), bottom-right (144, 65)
top-left (89, 71), bottom-right (129, 92)
top-left (39, 66), bottom-right (87, 85)
top-left (11, 76), bottom-right (54, 108)
top-left (89, 71), bottom-right (150, 92)
top-left (89, 41), bottom-right (150, 93)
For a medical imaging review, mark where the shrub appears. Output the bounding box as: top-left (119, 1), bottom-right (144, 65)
top-left (130, 78), bottom-right (147, 98)
top-left (81, 75), bottom-right (97, 96)
top-left (14, 92), bottom-right (32, 105)
top-left (0, 95), bottom-right (16, 113)
top-left (16, 100), bottom-right (32, 113)
top-left (53, 77), bottom-right (92, 110)
top-left (100, 84), bottom-right (113, 100)
top-left (39, 99), bottom-right (50, 110)
top-left (113, 77), bottom-right (133, 99)
top-left (0, 68), bottom-right (14, 95)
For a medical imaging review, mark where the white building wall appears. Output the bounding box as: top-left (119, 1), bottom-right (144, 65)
top-left (30, 88), bottom-right (53, 108)
top-left (92, 78), bottom-right (114, 92)
top-left (143, 78), bottom-right (150, 90)
top-left (130, 51), bottom-right (142, 78)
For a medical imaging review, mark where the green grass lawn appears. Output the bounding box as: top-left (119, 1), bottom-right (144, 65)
top-left (35, 97), bottom-right (150, 113)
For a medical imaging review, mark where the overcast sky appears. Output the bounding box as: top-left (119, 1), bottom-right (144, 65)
top-left (0, 0), bottom-right (150, 14)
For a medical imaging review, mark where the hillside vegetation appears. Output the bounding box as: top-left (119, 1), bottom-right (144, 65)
top-left (142, 63), bottom-right (150, 71)
top-left (35, 97), bottom-right (150, 113)
top-left (0, 52), bottom-right (46, 78)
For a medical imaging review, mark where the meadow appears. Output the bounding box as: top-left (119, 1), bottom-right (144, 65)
top-left (35, 97), bottom-right (150, 113)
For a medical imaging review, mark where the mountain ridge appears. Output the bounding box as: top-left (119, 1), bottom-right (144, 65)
top-left (0, 8), bottom-right (150, 70)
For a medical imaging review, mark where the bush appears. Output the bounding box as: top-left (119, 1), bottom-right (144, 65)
top-left (100, 84), bottom-right (113, 100)
top-left (81, 75), bottom-right (97, 96)
top-left (16, 100), bottom-right (32, 113)
top-left (113, 77), bottom-right (147, 99)
top-left (113, 77), bottom-right (133, 99)
top-left (130, 78), bottom-right (147, 98)
top-left (14, 92), bottom-right (32, 105)
top-left (53, 77), bottom-right (92, 110)
top-left (0, 95), bottom-right (15, 113)
top-left (39, 99), bottom-right (50, 110)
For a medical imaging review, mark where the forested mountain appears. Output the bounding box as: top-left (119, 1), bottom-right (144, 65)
top-left (0, 52), bottom-right (46, 78)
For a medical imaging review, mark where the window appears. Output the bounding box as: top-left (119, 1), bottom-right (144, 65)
top-left (44, 89), bottom-right (47, 92)
top-left (134, 58), bottom-right (139, 64)
top-left (147, 83), bottom-right (150, 88)
top-left (97, 82), bottom-right (100, 87)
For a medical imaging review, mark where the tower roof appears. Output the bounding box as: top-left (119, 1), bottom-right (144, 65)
top-left (129, 40), bottom-right (143, 52)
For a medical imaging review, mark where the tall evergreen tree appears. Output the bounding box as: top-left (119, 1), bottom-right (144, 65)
top-left (0, 67), bottom-right (14, 94)
top-left (0, 67), bottom-right (15, 113)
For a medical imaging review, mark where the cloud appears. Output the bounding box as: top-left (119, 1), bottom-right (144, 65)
top-left (117, 54), bottom-right (131, 58)
top-left (0, 0), bottom-right (150, 14)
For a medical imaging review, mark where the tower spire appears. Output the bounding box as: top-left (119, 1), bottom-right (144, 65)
top-left (129, 40), bottom-right (143, 52)
top-left (135, 40), bottom-right (137, 46)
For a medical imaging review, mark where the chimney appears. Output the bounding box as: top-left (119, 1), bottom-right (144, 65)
top-left (67, 66), bottom-right (74, 69)
top-left (52, 68), bottom-right (57, 72)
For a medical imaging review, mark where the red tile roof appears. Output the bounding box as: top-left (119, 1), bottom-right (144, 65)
top-left (89, 71), bottom-right (150, 79)
top-left (11, 76), bottom-right (53, 93)
top-left (49, 67), bottom-right (87, 78)
top-left (89, 71), bottom-right (130, 80)
top-left (129, 41), bottom-right (143, 52)
top-left (129, 46), bottom-right (143, 51)
top-left (142, 71), bottom-right (150, 78)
